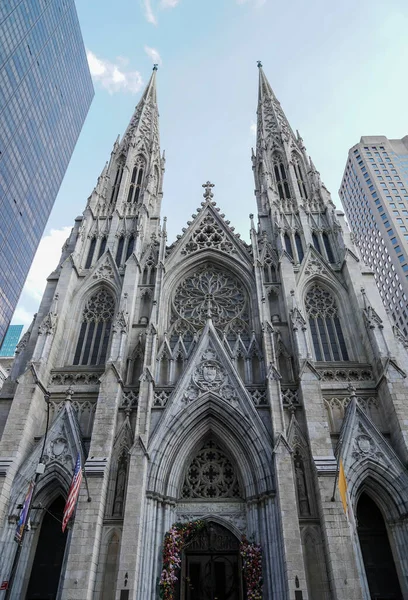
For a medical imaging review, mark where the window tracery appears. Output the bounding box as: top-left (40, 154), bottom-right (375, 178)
top-left (305, 284), bottom-right (348, 361)
top-left (182, 215), bottom-right (235, 255)
top-left (173, 266), bottom-right (247, 328)
top-left (181, 439), bottom-right (242, 499)
top-left (73, 289), bottom-right (115, 366)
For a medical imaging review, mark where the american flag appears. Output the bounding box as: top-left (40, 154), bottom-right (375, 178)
top-left (62, 454), bottom-right (83, 532)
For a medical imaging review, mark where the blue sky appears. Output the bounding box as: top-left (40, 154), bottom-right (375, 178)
top-left (13, 0), bottom-right (408, 327)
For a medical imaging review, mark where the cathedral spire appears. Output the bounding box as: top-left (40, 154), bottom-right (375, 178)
top-left (256, 62), bottom-right (296, 151)
top-left (119, 66), bottom-right (159, 155)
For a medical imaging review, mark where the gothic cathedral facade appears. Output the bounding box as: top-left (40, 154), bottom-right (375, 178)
top-left (1, 65), bottom-right (408, 600)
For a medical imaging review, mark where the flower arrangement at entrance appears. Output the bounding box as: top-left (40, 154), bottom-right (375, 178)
top-left (159, 519), bottom-right (206, 600)
top-left (240, 536), bottom-right (263, 600)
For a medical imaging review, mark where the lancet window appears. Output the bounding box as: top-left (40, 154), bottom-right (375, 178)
top-left (125, 235), bottom-right (135, 262)
top-left (115, 236), bottom-right (125, 266)
top-left (181, 439), bottom-right (242, 499)
top-left (97, 236), bottom-right (107, 260)
top-left (110, 162), bottom-right (124, 205)
top-left (312, 232), bottom-right (321, 254)
top-left (323, 233), bottom-right (335, 263)
top-left (284, 233), bottom-right (293, 258)
top-left (293, 159), bottom-right (308, 200)
top-left (305, 284), bottom-right (349, 361)
top-left (85, 237), bottom-right (96, 269)
top-left (73, 288), bottom-right (115, 366)
top-left (263, 256), bottom-right (277, 282)
top-left (127, 156), bottom-right (145, 203)
top-left (274, 157), bottom-right (291, 201)
top-left (295, 232), bottom-right (304, 263)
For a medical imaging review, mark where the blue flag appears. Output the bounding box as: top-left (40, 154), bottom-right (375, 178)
top-left (15, 480), bottom-right (34, 543)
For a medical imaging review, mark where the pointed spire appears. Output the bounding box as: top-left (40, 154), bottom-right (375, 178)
top-left (119, 67), bottom-right (159, 154)
top-left (256, 63), bottom-right (296, 149)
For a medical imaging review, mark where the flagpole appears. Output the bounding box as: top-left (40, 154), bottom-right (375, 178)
top-left (4, 387), bottom-right (51, 599)
top-left (331, 386), bottom-right (356, 502)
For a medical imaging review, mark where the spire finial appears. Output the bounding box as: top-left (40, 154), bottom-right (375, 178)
top-left (202, 181), bottom-right (215, 200)
top-left (257, 60), bottom-right (263, 68)
top-left (153, 63), bottom-right (158, 71)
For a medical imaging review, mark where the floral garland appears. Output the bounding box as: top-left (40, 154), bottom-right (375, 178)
top-left (159, 519), bottom-right (206, 600)
top-left (240, 536), bottom-right (263, 600)
top-left (159, 521), bottom-right (263, 600)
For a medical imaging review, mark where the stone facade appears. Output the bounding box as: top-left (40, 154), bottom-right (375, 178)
top-left (1, 65), bottom-right (408, 600)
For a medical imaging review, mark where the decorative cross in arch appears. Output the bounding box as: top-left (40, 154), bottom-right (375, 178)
top-left (202, 180), bottom-right (215, 200)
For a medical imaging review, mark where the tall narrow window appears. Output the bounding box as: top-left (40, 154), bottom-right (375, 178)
top-left (323, 233), bottom-right (335, 263)
top-left (293, 160), bottom-right (308, 200)
top-left (125, 234), bottom-right (135, 261)
top-left (295, 233), bottom-right (304, 263)
top-left (127, 156), bottom-right (145, 203)
top-left (116, 236), bottom-right (124, 266)
top-left (284, 233), bottom-right (293, 258)
top-left (97, 236), bottom-right (107, 260)
top-left (274, 158), bottom-right (291, 201)
top-left (73, 289), bottom-right (115, 366)
top-left (312, 232), bottom-right (321, 253)
top-left (110, 164), bottom-right (124, 205)
top-left (85, 238), bottom-right (96, 269)
top-left (305, 284), bottom-right (349, 361)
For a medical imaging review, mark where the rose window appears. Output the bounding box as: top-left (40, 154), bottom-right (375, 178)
top-left (181, 439), bottom-right (242, 499)
top-left (173, 266), bottom-right (246, 328)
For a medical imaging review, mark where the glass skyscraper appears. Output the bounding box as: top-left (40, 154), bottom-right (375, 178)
top-left (0, 0), bottom-right (94, 345)
top-left (340, 135), bottom-right (408, 334)
top-left (0, 324), bottom-right (23, 357)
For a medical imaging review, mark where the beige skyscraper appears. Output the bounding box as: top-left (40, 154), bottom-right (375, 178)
top-left (340, 136), bottom-right (408, 335)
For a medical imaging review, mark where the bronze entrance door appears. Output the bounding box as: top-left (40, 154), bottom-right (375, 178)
top-left (181, 523), bottom-right (243, 600)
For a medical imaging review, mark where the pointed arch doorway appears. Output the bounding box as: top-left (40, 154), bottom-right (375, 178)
top-left (179, 522), bottom-right (244, 600)
top-left (357, 493), bottom-right (403, 600)
top-left (26, 496), bottom-right (68, 599)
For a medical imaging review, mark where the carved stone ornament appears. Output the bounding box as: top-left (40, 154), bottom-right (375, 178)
top-left (181, 439), bottom-right (242, 499)
top-left (351, 424), bottom-right (384, 463)
top-left (184, 347), bottom-right (237, 403)
top-left (356, 435), bottom-right (373, 454)
top-left (304, 256), bottom-right (326, 277)
top-left (42, 431), bottom-right (72, 465)
top-left (182, 214), bottom-right (235, 256)
top-left (93, 257), bottom-right (115, 280)
top-left (173, 265), bottom-right (246, 328)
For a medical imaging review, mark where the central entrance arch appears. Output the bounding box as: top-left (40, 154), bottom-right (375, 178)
top-left (180, 522), bottom-right (243, 600)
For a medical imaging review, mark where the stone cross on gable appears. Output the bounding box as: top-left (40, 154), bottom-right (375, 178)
top-left (202, 181), bottom-right (215, 200)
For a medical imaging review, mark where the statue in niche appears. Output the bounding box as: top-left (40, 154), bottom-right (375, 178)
top-left (113, 450), bottom-right (128, 517)
top-left (294, 450), bottom-right (311, 516)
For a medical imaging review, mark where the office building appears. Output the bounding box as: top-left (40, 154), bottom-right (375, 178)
top-left (340, 136), bottom-right (408, 334)
top-left (0, 0), bottom-right (94, 345)
top-left (1, 68), bottom-right (408, 600)
top-left (0, 325), bottom-right (23, 358)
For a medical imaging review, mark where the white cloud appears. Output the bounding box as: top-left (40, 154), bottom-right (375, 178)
top-left (161, 0), bottom-right (180, 7)
top-left (12, 306), bottom-right (35, 329)
top-left (250, 121), bottom-right (257, 136)
top-left (143, 0), bottom-right (158, 25)
top-left (23, 227), bottom-right (72, 303)
top-left (144, 45), bottom-right (162, 66)
top-left (86, 50), bottom-right (144, 94)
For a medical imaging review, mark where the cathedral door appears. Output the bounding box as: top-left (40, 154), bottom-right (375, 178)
top-left (357, 493), bottom-right (403, 600)
top-left (26, 496), bottom-right (68, 599)
top-left (181, 522), bottom-right (243, 600)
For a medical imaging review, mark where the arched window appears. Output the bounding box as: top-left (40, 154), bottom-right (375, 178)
top-left (125, 234), bottom-right (135, 262)
top-left (274, 157), bottom-right (291, 201)
top-left (110, 163), bottom-right (124, 205)
top-left (293, 159), bottom-right (308, 200)
top-left (73, 289), bottom-right (115, 365)
top-left (127, 156), bottom-right (145, 203)
top-left (295, 232), bottom-right (304, 263)
top-left (305, 284), bottom-right (349, 361)
top-left (115, 236), bottom-right (125, 267)
top-left (323, 233), bottom-right (335, 263)
top-left (284, 233), bottom-right (293, 258)
top-left (181, 439), bottom-right (242, 499)
top-left (312, 232), bottom-right (321, 254)
top-left (85, 238), bottom-right (96, 269)
top-left (97, 236), bottom-right (107, 260)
